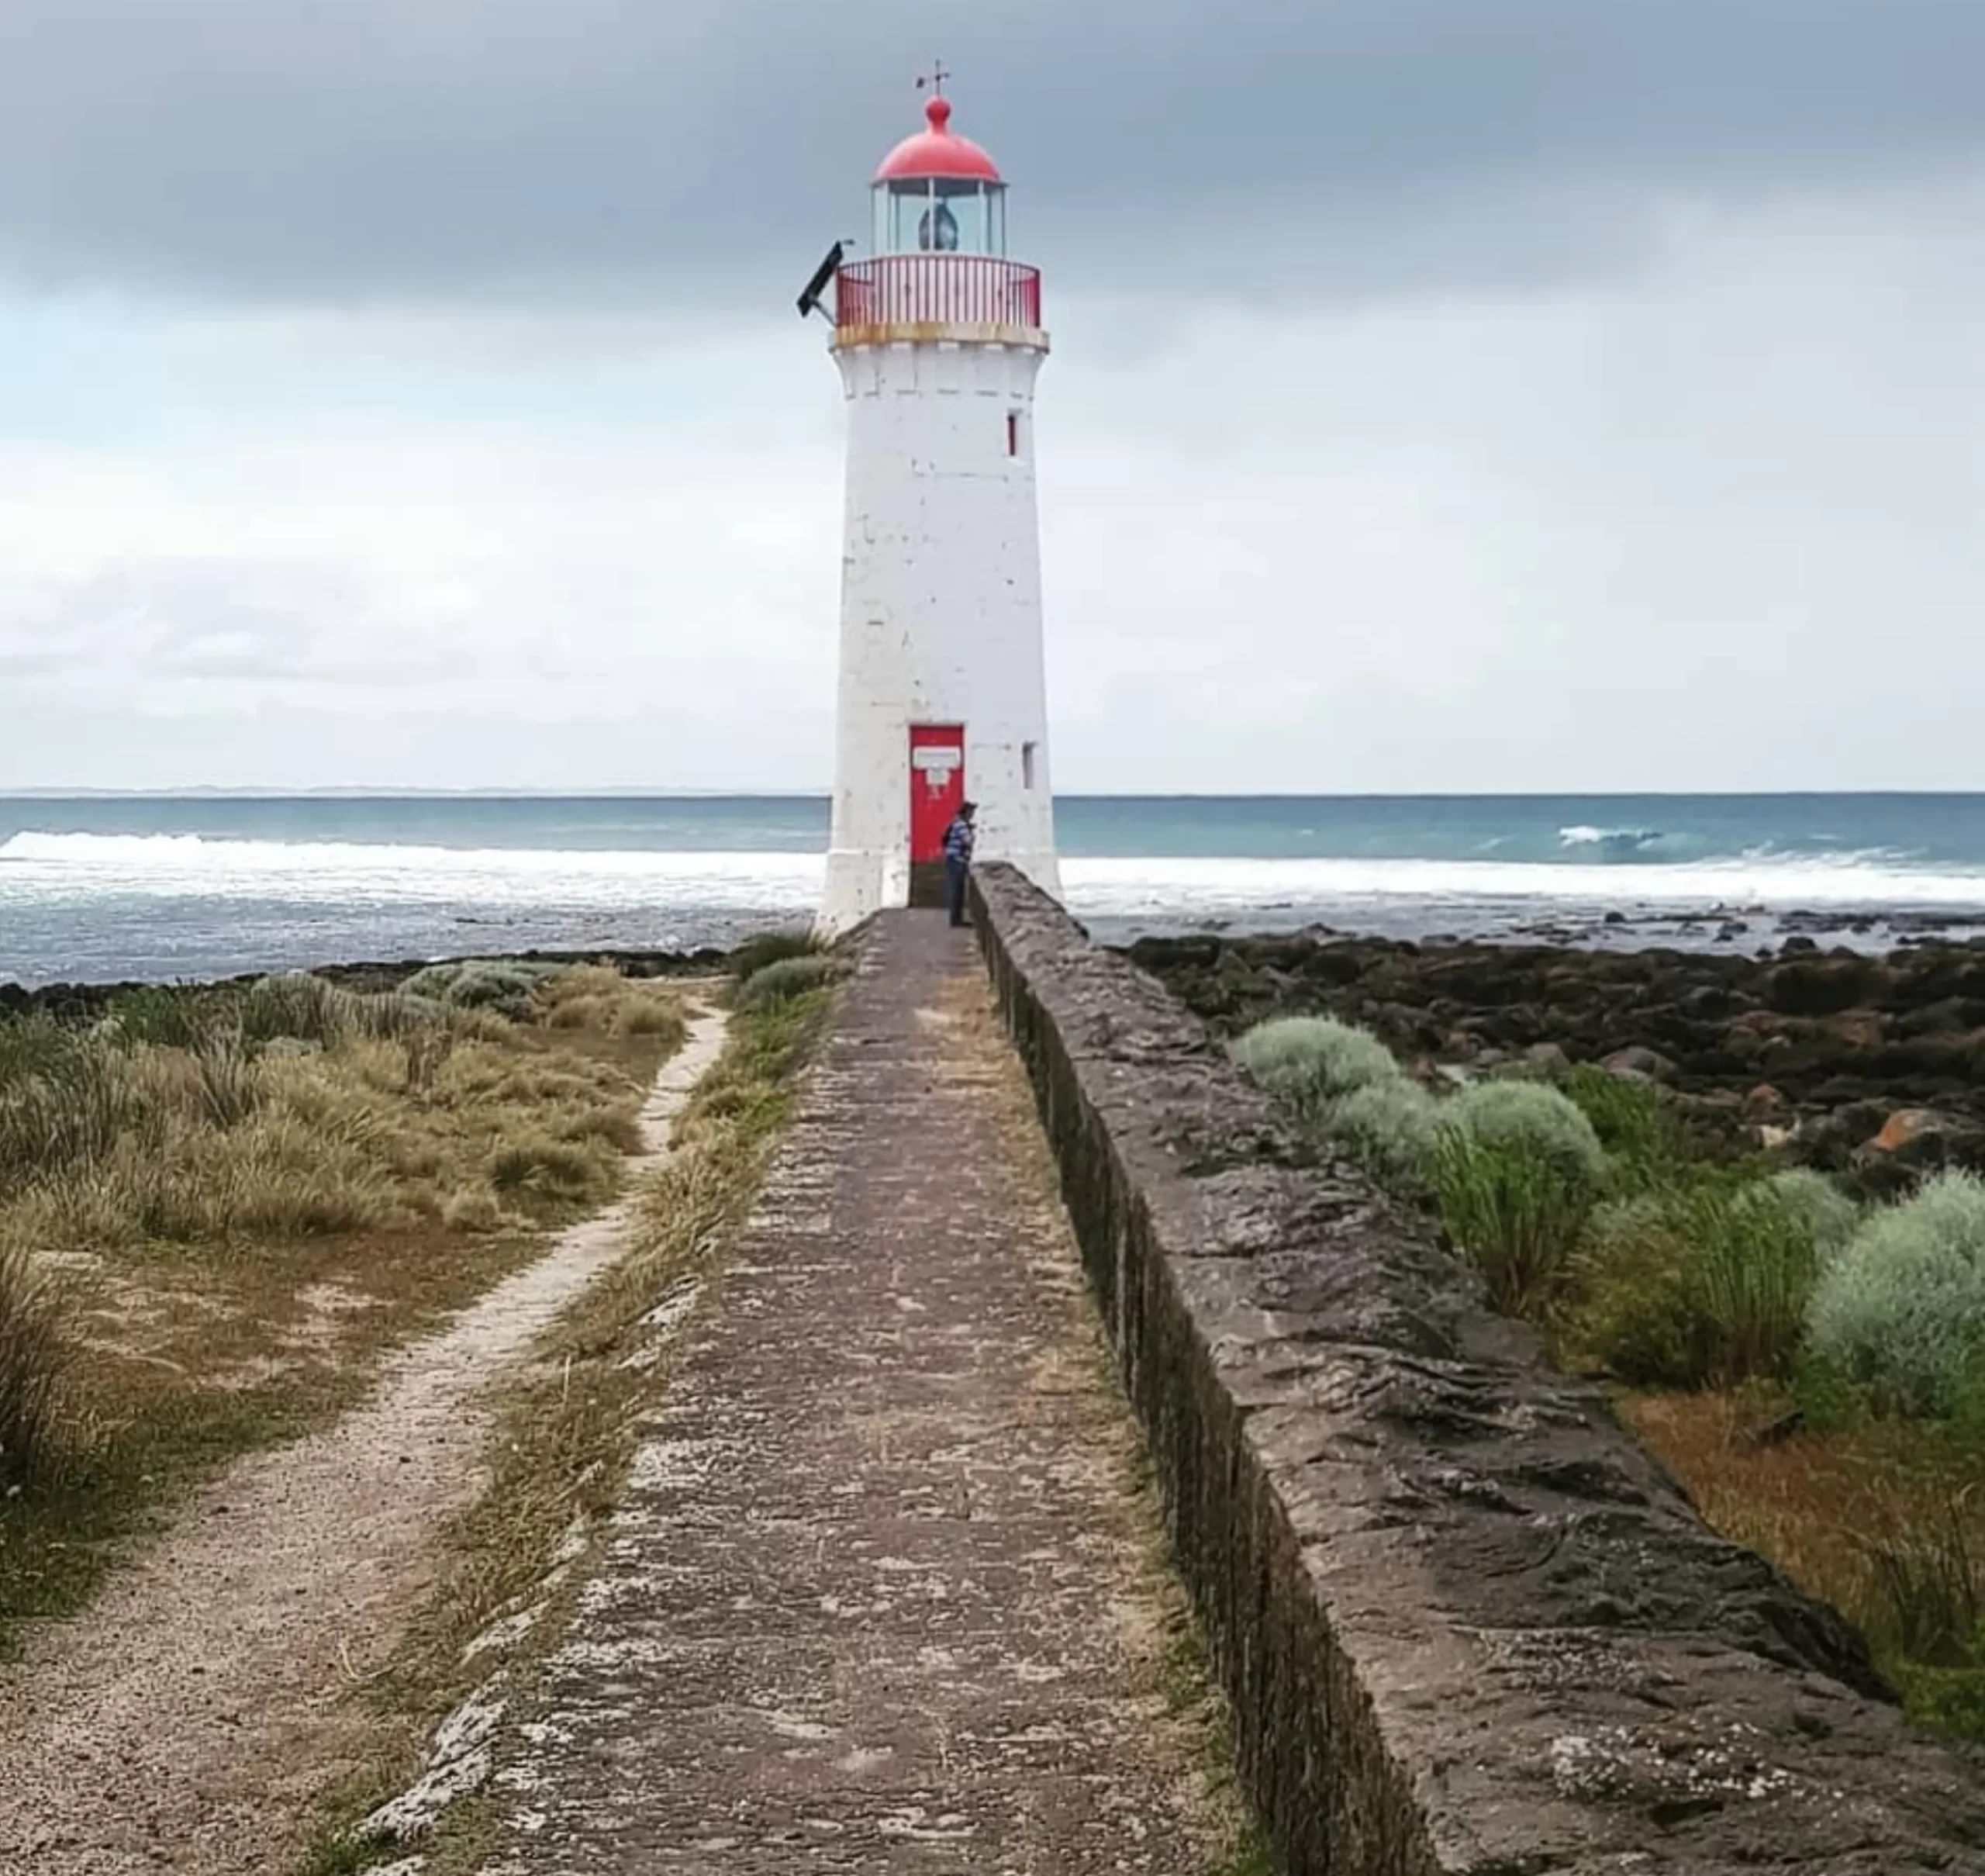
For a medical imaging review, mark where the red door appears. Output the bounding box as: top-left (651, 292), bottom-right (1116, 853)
top-left (908, 724), bottom-right (965, 907)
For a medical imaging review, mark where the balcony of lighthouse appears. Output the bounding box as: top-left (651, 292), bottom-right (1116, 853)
top-left (832, 255), bottom-right (1045, 351)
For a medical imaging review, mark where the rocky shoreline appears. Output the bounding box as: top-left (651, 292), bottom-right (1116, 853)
top-left (1124, 928), bottom-right (1985, 1199)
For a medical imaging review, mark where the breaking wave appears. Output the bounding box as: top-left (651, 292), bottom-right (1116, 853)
top-left (6, 830), bottom-right (1985, 914)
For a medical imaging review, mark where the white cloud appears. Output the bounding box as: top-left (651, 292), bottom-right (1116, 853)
top-left (2, 182), bottom-right (1982, 794)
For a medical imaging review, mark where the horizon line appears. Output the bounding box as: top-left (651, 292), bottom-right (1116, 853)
top-left (6, 787), bottom-right (1985, 803)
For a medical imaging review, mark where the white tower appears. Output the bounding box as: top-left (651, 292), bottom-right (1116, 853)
top-left (810, 85), bottom-right (1060, 932)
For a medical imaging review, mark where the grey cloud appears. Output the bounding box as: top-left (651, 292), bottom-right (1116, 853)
top-left (0, 1), bottom-right (1979, 308)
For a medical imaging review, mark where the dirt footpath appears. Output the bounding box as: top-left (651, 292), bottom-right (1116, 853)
top-left (0, 1007), bottom-right (728, 1876)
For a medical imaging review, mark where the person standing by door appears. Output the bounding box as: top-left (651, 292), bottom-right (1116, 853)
top-left (944, 801), bottom-right (978, 928)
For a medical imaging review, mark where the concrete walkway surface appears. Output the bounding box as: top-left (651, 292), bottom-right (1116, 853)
top-left (475, 913), bottom-right (1234, 1873)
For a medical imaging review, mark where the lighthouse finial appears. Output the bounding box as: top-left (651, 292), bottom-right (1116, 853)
top-left (916, 61), bottom-right (951, 97)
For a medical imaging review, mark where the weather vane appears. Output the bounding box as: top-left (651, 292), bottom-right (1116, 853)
top-left (916, 61), bottom-right (951, 96)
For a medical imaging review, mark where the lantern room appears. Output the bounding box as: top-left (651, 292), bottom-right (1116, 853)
top-left (872, 95), bottom-right (1008, 258)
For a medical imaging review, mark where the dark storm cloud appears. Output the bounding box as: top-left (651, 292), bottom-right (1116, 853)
top-left (0, 0), bottom-right (1978, 306)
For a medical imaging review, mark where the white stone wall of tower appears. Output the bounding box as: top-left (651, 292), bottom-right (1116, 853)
top-left (820, 334), bottom-right (1060, 932)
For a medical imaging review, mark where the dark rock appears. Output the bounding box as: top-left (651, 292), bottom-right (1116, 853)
top-left (1764, 957), bottom-right (1882, 1016)
top-left (1859, 1107), bottom-right (1985, 1169)
top-left (1603, 1045), bottom-right (1677, 1083)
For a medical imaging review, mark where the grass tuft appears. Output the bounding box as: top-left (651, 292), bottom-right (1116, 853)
top-left (729, 929), bottom-right (823, 983)
top-left (735, 955), bottom-right (840, 1013)
top-left (1431, 1128), bottom-right (1594, 1319)
top-left (0, 1242), bottom-right (69, 1489)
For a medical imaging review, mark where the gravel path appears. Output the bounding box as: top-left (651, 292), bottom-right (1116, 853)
top-left (0, 1006), bottom-right (729, 1876)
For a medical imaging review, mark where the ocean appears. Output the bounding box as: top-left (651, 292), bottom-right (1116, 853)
top-left (7, 793), bottom-right (1985, 988)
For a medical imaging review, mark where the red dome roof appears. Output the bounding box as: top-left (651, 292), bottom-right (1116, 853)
top-left (874, 96), bottom-right (1002, 185)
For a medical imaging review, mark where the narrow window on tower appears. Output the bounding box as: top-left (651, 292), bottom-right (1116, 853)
top-left (1006, 410), bottom-right (1020, 457)
top-left (1022, 741), bottom-right (1037, 789)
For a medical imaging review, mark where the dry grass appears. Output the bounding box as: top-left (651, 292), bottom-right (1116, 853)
top-left (0, 963), bottom-right (694, 1650)
top-left (1625, 1389), bottom-right (1985, 1737)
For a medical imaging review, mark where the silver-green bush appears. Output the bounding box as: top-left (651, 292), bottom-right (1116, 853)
top-left (1753, 1167), bottom-right (1859, 1261)
top-left (1808, 1170), bottom-right (1985, 1417)
top-left (1328, 1078), bottom-right (1441, 1185)
top-left (402, 959), bottom-right (558, 1021)
top-left (1445, 1080), bottom-right (1607, 1190)
top-left (1231, 1016), bottom-right (1403, 1130)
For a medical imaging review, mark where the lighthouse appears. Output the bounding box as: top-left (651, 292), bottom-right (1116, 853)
top-left (801, 82), bottom-right (1061, 932)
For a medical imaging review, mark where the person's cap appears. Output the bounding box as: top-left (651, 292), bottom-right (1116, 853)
top-left (961, 800), bottom-right (978, 814)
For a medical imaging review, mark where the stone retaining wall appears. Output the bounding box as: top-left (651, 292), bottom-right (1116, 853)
top-left (970, 863), bottom-right (1985, 1875)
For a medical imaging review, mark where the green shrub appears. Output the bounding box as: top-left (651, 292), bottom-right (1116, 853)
top-left (445, 962), bottom-right (554, 1019)
top-left (1566, 1193), bottom-right (1699, 1383)
top-left (402, 959), bottom-right (558, 1021)
top-left (1326, 1078), bottom-right (1441, 1187)
top-left (1898, 1659), bottom-right (1985, 1746)
top-left (730, 930), bottom-right (823, 983)
top-left (1564, 1064), bottom-right (1693, 1184)
top-left (1568, 1176), bottom-right (1826, 1388)
top-left (736, 955), bottom-right (838, 1013)
top-left (1445, 1079), bottom-right (1607, 1190)
top-left (1791, 1349), bottom-right (1867, 1435)
top-left (1232, 1016), bottom-right (1403, 1131)
top-left (0, 1242), bottom-right (68, 1487)
top-left (1861, 1490), bottom-right (1981, 1667)
top-left (1431, 1128), bottom-right (1595, 1319)
top-left (1687, 1183), bottom-right (1825, 1386)
top-left (242, 972), bottom-right (350, 1046)
top-left (1807, 1171), bottom-right (1985, 1417)
top-left (241, 973), bottom-right (451, 1049)
top-left (105, 985), bottom-right (212, 1050)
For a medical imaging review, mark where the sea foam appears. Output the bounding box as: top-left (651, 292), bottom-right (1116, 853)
top-left (7, 831), bottom-right (1985, 916)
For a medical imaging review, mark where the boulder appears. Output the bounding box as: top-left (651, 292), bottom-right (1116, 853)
top-left (1824, 1010), bottom-right (1887, 1052)
top-left (1764, 956), bottom-right (1883, 1017)
top-left (1602, 1045), bottom-right (1677, 1083)
top-left (1744, 1083), bottom-right (1790, 1120)
top-left (1861, 1107), bottom-right (1984, 1168)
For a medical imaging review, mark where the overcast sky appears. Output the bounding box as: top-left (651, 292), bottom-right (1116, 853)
top-left (2, 0), bottom-right (1981, 793)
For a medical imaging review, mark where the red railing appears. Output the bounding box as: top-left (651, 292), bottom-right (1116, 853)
top-left (834, 257), bottom-right (1042, 333)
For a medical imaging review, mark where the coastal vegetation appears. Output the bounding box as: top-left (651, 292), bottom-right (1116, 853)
top-left (0, 959), bottom-right (692, 1647)
top-left (1233, 1007), bottom-right (1985, 1745)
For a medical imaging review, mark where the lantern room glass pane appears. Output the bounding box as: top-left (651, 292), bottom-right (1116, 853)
top-left (872, 180), bottom-right (1007, 257)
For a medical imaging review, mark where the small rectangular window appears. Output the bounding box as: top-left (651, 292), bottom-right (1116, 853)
top-left (1022, 741), bottom-right (1037, 789)
top-left (1006, 411), bottom-right (1019, 456)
